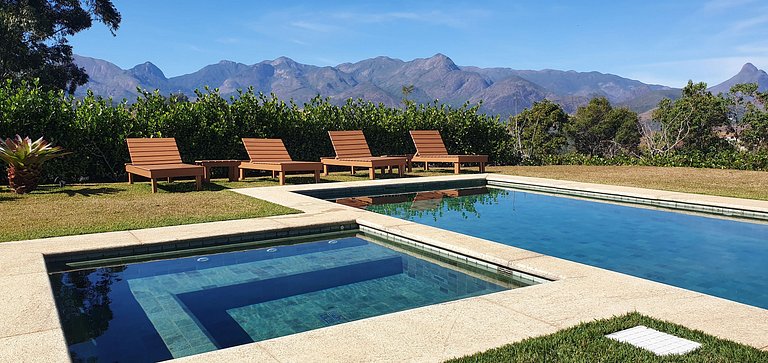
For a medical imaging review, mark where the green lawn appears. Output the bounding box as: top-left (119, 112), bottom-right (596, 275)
top-left (489, 165), bottom-right (768, 201)
top-left (0, 169), bottom-right (427, 242)
top-left (448, 312), bottom-right (768, 363)
top-left (0, 180), bottom-right (298, 242)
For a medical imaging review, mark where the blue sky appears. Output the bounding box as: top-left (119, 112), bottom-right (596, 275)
top-left (71, 0), bottom-right (768, 87)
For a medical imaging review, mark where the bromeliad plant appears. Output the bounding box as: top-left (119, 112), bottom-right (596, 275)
top-left (0, 135), bottom-right (70, 194)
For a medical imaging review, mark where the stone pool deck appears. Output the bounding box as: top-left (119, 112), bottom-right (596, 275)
top-left (0, 173), bottom-right (766, 362)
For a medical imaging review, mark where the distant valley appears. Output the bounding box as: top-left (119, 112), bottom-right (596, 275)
top-left (74, 54), bottom-right (768, 117)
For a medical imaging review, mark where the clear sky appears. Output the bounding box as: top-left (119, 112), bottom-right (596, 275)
top-left (70, 0), bottom-right (768, 88)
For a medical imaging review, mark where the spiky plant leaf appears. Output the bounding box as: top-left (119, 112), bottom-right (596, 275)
top-left (0, 135), bottom-right (70, 169)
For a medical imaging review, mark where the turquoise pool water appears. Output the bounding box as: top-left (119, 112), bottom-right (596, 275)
top-left (361, 187), bottom-right (768, 309)
top-left (49, 233), bottom-right (520, 362)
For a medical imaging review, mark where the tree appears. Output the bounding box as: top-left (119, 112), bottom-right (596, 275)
top-left (644, 81), bottom-right (729, 155)
top-left (508, 99), bottom-right (568, 162)
top-left (729, 83), bottom-right (768, 152)
top-left (401, 84), bottom-right (414, 106)
top-left (0, 0), bottom-right (121, 94)
top-left (565, 97), bottom-right (641, 157)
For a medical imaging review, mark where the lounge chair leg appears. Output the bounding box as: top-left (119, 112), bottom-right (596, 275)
top-left (167, 177), bottom-right (173, 183)
top-left (350, 166), bottom-right (355, 175)
top-left (369, 167), bottom-right (375, 180)
top-left (424, 162), bottom-right (429, 171)
top-left (203, 166), bottom-right (211, 182)
top-left (314, 170), bottom-right (320, 183)
top-left (151, 178), bottom-right (158, 193)
top-left (323, 164), bottom-right (329, 176)
top-left (239, 168), bottom-right (245, 181)
top-left (228, 166), bottom-right (237, 181)
top-left (388, 165), bottom-right (393, 173)
top-left (398, 164), bottom-right (404, 177)
top-left (454, 162), bottom-right (460, 174)
top-left (272, 170), bottom-right (277, 178)
top-left (480, 162), bottom-right (485, 173)
top-left (380, 167), bottom-right (386, 174)
top-left (128, 173), bottom-right (133, 184)
top-left (195, 176), bottom-right (202, 191)
top-left (278, 172), bottom-right (286, 185)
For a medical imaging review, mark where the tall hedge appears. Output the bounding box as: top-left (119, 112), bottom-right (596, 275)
top-left (0, 82), bottom-right (512, 182)
top-left (2, 81), bottom-right (765, 184)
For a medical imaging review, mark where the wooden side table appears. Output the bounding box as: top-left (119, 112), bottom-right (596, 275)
top-left (382, 154), bottom-right (413, 173)
top-left (194, 160), bottom-right (242, 182)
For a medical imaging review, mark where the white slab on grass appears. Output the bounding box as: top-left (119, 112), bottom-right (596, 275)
top-left (606, 325), bottom-right (701, 356)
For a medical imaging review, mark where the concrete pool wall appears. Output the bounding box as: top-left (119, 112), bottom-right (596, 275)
top-left (0, 173), bottom-right (766, 362)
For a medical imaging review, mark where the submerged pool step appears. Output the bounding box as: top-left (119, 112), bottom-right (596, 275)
top-left (177, 256), bottom-right (403, 349)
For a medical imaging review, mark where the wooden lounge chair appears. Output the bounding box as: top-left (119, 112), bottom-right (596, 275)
top-left (125, 138), bottom-right (204, 193)
top-left (409, 130), bottom-right (488, 174)
top-left (322, 131), bottom-right (407, 180)
top-left (239, 138), bottom-right (323, 185)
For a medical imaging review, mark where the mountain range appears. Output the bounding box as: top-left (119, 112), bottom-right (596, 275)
top-left (73, 54), bottom-right (768, 117)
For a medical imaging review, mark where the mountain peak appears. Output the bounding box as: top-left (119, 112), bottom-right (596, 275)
top-left (131, 61), bottom-right (163, 73)
top-left (740, 63), bottom-right (758, 73)
top-left (417, 53), bottom-right (459, 71)
top-left (272, 56), bottom-right (297, 65)
top-left (128, 61), bottom-right (167, 82)
top-left (709, 62), bottom-right (768, 94)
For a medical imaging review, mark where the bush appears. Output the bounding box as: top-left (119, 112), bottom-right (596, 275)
top-left (0, 83), bottom-right (512, 182)
top-left (2, 80), bottom-right (765, 184)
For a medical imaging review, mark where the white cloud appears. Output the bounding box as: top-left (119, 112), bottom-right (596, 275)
top-left (332, 11), bottom-right (420, 23)
top-left (181, 44), bottom-right (206, 53)
top-left (216, 37), bottom-right (240, 44)
top-left (729, 13), bottom-right (768, 33)
top-left (701, 0), bottom-right (756, 13)
top-left (289, 21), bottom-right (342, 33)
top-left (329, 9), bottom-right (488, 28)
top-left (734, 41), bottom-right (768, 54)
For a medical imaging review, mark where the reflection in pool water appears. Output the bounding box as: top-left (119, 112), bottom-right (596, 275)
top-left (337, 187), bottom-right (506, 220)
top-left (356, 186), bottom-right (768, 309)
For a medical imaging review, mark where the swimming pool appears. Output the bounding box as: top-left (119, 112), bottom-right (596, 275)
top-left (48, 231), bottom-right (529, 362)
top-left (343, 186), bottom-right (768, 309)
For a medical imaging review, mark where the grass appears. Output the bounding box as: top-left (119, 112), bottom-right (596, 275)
top-left (0, 169), bottom-right (438, 242)
top-left (0, 178), bottom-right (302, 242)
top-left (489, 165), bottom-right (768, 201)
top-left (2, 164), bottom-right (766, 242)
top-left (448, 312), bottom-right (768, 363)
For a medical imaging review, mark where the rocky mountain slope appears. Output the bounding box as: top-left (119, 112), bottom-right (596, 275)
top-left (73, 54), bottom-right (766, 117)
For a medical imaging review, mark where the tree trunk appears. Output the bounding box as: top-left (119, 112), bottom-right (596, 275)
top-left (7, 165), bottom-right (42, 194)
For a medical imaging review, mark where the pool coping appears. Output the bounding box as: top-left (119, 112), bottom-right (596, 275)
top-left (0, 173), bottom-right (766, 362)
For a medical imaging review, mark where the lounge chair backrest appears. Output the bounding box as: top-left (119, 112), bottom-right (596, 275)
top-left (242, 138), bottom-right (293, 162)
top-left (126, 138), bottom-right (183, 165)
top-left (410, 130), bottom-right (449, 155)
top-left (328, 130), bottom-right (372, 158)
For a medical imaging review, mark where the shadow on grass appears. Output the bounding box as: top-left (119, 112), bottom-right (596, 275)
top-left (48, 187), bottom-right (123, 197)
top-left (153, 181), bottom-right (229, 193)
top-left (0, 192), bottom-right (19, 202)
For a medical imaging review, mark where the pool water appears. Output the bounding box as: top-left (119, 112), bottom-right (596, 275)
top-left (361, 186), bottom-right (768, 309)
top-left (49, 234), bottom-right (520, 362)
